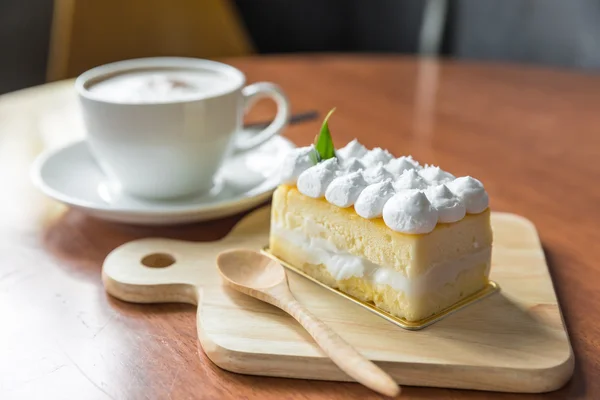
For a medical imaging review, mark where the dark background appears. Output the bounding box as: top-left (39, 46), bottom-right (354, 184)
top-left (1, 0), bottom-right (599, 95)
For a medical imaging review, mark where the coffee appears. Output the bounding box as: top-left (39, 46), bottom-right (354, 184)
top-left (77, 57), bottom-right (289, 199)
top-left (86, 68), bottom-right (238, 104)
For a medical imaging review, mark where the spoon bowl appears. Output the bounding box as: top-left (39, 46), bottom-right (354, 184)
top-left (217, 249), bottom-right (286, 289)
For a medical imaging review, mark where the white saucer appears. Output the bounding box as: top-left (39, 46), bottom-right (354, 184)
top-left (32, 136), bottom-right (295, 225)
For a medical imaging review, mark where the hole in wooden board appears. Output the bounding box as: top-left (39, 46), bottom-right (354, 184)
top-left (141, 253), bottom-right (176, 268)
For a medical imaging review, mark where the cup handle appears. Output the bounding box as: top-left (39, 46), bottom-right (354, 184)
top-left (234, 82), bottom-right (291, 152)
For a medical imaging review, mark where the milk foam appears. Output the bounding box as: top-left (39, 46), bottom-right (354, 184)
top-left (87, 68), bottom-right (238, 103)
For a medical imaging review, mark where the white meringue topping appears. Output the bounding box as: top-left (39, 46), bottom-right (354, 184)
top-left (279, 146), bottom-right (316, 184)
top-left (447, 176), bottom-right (489, 214)
top-left (419, 166), bottom-right (456, 184)
top-left (361, 147), bottom-right (394, 167)
top-left (325, 171), bottom-right (369, 208)
top-left (342, 157), bottom-right (366, 173)
top-left (385, 156), bottom-right (420, 175)
top-left (383, 191), bottom-right (439, 234)
top-left (284, 139), bottom-right (488, 234)
top-left (393, 169), bottom-right (428, 191)
top-left (425, 184), bottom-right (467, 223)
top-left (297, 158), bottom-right (339, 198)
top-left (362, 164), bottom-right (395, 184)
top-left (337, 139), bottom-right (368, 160)
top-left (354, 179), bottom-right (396, 219)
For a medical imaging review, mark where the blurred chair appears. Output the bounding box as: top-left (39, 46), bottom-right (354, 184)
top-left (47, 0), bottom-right (254, 81)
top-left (233, 0), bottom-right (426, 54)
top-left (446, 0), bottom-right (600, 70)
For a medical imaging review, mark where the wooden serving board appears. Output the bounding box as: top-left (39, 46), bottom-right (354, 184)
top-left (102, 207), bottom-right (574, 393)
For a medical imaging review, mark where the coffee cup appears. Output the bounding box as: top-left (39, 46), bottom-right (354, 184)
top-left (75, 57), bottom-right (290, 199)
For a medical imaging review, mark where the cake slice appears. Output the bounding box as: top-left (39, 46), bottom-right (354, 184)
top-left (269, 131), bottom-right (492, 322)
top-left (270, 185), bottom-right (492, 321)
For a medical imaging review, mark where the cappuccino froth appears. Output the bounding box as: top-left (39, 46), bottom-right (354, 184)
top-left (86, 68), bottom-right (239, 104)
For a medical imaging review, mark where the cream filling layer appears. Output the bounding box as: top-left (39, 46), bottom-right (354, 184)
top-left (271, 223), bottom-right (491, 297)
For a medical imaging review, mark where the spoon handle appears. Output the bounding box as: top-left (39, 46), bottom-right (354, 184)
top-left (280, 296), bottom-right (400, 397)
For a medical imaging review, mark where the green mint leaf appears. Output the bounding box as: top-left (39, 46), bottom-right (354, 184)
top-left (314, 108), bottom-right (337, 161)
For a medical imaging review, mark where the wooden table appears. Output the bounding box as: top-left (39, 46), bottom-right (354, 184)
top-left (0, 55), bottom-right (598, 399)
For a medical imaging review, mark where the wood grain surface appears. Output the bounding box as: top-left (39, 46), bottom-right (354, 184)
top-left (102, 207), bottom-right (571, 394)
top-left (0, 55), bottom-right (598, 399)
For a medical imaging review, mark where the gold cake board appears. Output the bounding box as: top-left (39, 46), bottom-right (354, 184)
top-left (102, 206), bottom-right (574, 393)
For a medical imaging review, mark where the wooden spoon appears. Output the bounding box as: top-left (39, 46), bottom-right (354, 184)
top-left (216, 249), bottom-right (401, 397)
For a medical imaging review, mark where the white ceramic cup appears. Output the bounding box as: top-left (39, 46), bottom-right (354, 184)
top-left (75, 57), bottom-right (290, 199)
